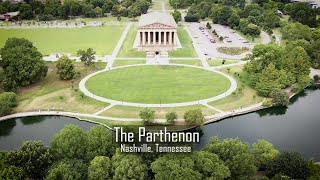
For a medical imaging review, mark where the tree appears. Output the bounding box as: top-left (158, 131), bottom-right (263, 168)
top-left (4, 141), bottom-right (52, 179)
top-left (252, 139), bottom-right (279, 170)
top-left (310, 39), bottom-right (320, 69)
top-left (217, 6), bottom-right (232, 25)
top-left (0, 5), bottom-right (7, 14)
top-left (19, 4), bottom-right (34, 19)
top-left (308, 160), bottom-right (320, 179)
top-left (281, 22), bottom-right (312, 41)
top-left (165, 112), bottom-right (177, 123)
top-left (0, 165), bottom-right (26, 180)
top-left (46, 159), bottom-right (87, 180)
top-left (139, 108), bottom-right (155, 123)
top-left (44, 0), bottom-right (60, 17)
top-left (184, 109), bottom-right (204, 127)
top-left (112, 149), bottom-right (148, 180)
top-left (255, 63), bottom-right (291, 97)
top-left (58, 0), bottom-right (82, 19)
top-left (285, 46), bottom-right (311, 82)
top-left (88, 156), bottom-right (112, 180)
top-left (77, 48), bottom-right (96, 66)
top-left (172, 9), bottom-right (182, 23)
top-left (206, 22), bottom-right (211, 29)
top-left (86, 125), bottom-right (115, 161)
top-left (284, 2), bottom-right (317, 27)
top-left (128, 4), bottom-right (141, 20)
top-left (56, 56), bottom-right (75, 80)
top-left (245, 23), bottom-right (261, 37)
top-left (228, 13), bottom-right (240, 29)
top-left (204, 137), bottom-right (257, 179)
top-left (151, 152), bottom-right (230, 180)
top-left (0, 38), bottom-right (48, 91)
top-left (0, 92), bottom-right (17, 116)
top-left (269, 89), bottom-right (290, 107)
top-left (266, 151), bottom-right (308, 179)
top-left (51, 124), bottom-right (88, 160)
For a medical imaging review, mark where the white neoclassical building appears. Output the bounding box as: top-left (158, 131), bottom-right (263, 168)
top-left (135, 12), bottom-right (181, 52)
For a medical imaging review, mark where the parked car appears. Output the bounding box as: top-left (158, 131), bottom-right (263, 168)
top-left (210, 39), bottom-right (216, 43)
top-left (226, 39), bottom-right (232, 43)
top-left (243, 40), bottom-right (249, 43)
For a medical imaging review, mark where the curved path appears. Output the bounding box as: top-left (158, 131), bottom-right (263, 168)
top-left (79, 63), bottom-right (238, 107)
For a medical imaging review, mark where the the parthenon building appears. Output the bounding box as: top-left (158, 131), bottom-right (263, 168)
top-left (135, 12), bottom-right (180, 52)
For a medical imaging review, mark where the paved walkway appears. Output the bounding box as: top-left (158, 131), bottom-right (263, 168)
top-left (261, 31), bottom-right (271, 44)
top-left (107, 22), bottom-right (133, 68)
top-left (78, 63), bottom-right (238, 107)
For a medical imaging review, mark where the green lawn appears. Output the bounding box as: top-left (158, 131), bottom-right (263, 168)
top-left (150, 0), bottom-right (163, 10)
top-left (117, 26), bottom-right (146, 58)
top-left (0, 26), bottom-right (125, 56)
top-left (15, 62), bottom-right (109, 114)
top-left (113, 59), bottom-right (146, 67)
top-left (169, 60), bottom-right (202, 66)
top-left (217, 47), bottom-right (250, 55)
top-left (86, 65), bottom-right (230, 104)
top-left (169, 27), bottom-right (198, 58)
top-left (207, 59), bottom-right (240, 67)
top-left (208, 65), bottom-right (264, 111)
top-left (100, 105), bottom-right (216, 119)
top-left (236, 30), bottom-right (261, 44)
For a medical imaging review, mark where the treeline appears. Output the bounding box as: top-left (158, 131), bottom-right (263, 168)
top-left (0, 0), bottom-right (151, 21)
top-left (182, 0), bottom-right (320, 38)
top-left (1, 124), bottom-right (320, 179)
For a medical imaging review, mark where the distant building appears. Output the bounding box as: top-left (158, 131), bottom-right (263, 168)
top-left (1, 0), bottom-right (23, 4)
top-left (289, 0), bottom-right (320, 8)
top-left (0, 12), bottom-right (19, 21)
top-left (137, 12), bottom-right (179, 52)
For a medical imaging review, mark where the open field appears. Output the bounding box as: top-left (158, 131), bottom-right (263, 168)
top-left (236, 30), bottom-right (261, 44)
top-left (169, 60), bottom-right (202, 66)
top-left (0, 26), bottom-right (125, 56)
top-left (169, 27), bottom-right (198, 58)
top-left (113, 59), bottom-right (146, 67)
top-left (208, 65), bottom-right (264, 111)
top-left (15, 62), bottom-right (109, 114)
top-left (117, 26), bottom-right (146, 58)
top-left (207, 59), bottom-right (240, 67)
top-left (100, 105), bottom-right (217, 119)
top-left (217, 47), bottom-right (250, 55)
top-left (150, 0), bottom-right (163, 10)
top-left (86, 65), bottom-right (231, 103)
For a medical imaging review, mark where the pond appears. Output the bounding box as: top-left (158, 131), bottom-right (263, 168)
top-left (0, 89), bottom-right (319, 160)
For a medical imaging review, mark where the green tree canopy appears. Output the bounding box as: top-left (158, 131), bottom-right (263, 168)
top-left (172, 9), bottom-right (182, 23)
top-left (266, 151), bottom-right (308, 179)
top-left (4, 141), bottom-right (52, 179)
top-left (139, 108), bottom-right (155, 123)
top-left (151, 152), bottom-right (230, 180)
top-left (252, 139), bottom-right (279, 170)
top-left (51, 124), bottom-right (88, 160)
top-left (184, 109), bottom-right (204, 127)
top-left (112, 149), bottom-right (148, 180)
top-left (0, 38), bottom-right (48, 91)
top-left (77, 48), bottom-right (96, 66)
top-left (86, 125), bottom-right (115, 161)
top-left (46, 159), bottom-right (87, 180)
top-left (0, 165), bottom-right (26, 180)
top-left (56, 55), bottom-right (76, 80)
top-left (0, 92), bottom-right (16, 116)
top-left (88, 156), bottom-right (112, 180)
top-left (281, 22), bottom-right (312, 41)
top-left (204, 137), bottom-right (257, 179)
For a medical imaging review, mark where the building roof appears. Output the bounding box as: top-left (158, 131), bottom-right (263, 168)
top-left (138, 12), bottom-right (177, 28)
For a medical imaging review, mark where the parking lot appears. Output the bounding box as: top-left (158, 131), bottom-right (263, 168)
top-left (186, 23), bottom-right (253, 60)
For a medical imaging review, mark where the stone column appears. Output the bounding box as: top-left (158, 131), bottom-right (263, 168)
top-left (173, 31), bottom-right (177, 45)
top-left (164, 31), bottom-right (167, 45)
top-left (169, 31), bottom-right (172, 45)
top-left (148, 31), bottom-right (151, 45)
top-left (158, 31), bottom-right (161, 45)
top-left (153, 31), bottom-right (156, 45)
top-left (142, 31), bottom-right (145, 45)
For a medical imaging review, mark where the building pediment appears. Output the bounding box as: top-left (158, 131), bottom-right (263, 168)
top-left (139, 23), bottom-right (175, 29)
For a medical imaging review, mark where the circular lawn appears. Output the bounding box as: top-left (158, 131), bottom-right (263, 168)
top-left (85, 65), bottom-right (231, 104)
